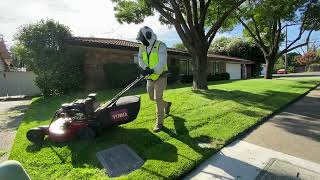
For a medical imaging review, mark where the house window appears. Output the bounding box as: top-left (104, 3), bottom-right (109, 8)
top-left (212, 61), bottom-right (226, 74)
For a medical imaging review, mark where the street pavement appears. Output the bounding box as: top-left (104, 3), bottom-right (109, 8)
top-left (185, 86), bottom-right (320, 180)
top-left (272, 72), bottom-right (320, 78)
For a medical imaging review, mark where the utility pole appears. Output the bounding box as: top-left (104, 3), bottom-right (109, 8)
top-left (284, 24), bottom-right (288, 73)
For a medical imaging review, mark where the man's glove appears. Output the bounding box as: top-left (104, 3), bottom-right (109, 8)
top-left (143, 67), bottom-right (154, 76)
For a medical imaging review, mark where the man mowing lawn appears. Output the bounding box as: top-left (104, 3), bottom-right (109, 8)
top-left (136, 26), bottom-right (172, 132)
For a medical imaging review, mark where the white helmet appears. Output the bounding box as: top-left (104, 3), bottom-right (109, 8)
top-left (136, 26), bottom-right (157, 46)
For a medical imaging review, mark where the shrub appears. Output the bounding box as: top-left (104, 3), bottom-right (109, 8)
top-left (287, 66), bottom-right (295, 73)
top-left (35, 47), bottom-right (85, 95)
top-left (103, 63), bottom-right (140, 89)
top-left (207, 74), bottom-right (220, 81)
top-left (167, 65), bottom-right (180, 84)
top-left (220, 72), bottom-right (230, 80)
top-left (180, 75), bottom-right (193, 83)
top-left (13, 19), bottom-right (85, 96)
top-left (207, 72), bottom-right (230, 81)
top-left (251, 63), bottom-right (263, 77)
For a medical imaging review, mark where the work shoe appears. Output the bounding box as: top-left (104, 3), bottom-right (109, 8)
top-left (153, 124), bottom-right (163, 133)
top-left (165, 102), bottom-right (172, 115)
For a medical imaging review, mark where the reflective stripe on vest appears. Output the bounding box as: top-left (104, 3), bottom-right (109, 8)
top-left (140, 40), bottom-right (168, 81)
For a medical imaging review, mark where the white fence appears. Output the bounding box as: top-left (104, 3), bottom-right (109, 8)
top-left (0, 71), bottom-right (41, 96)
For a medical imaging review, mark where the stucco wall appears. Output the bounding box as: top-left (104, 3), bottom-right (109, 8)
top-left (0, 71), bottom-right (41, 96)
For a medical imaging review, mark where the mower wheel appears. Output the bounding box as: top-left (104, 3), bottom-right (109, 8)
top-left (78, 127), bottom-right (95, 140)
top-left (27, 128), bottom-right (45, 143)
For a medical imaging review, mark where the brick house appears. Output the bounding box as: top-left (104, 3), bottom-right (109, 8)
top-left (67, 37), bottom-right (255, 90)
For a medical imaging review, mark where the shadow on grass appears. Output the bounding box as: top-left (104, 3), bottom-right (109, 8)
top-left (192, 88), bottom-right (305, 112)
top-left (166, 79), bottom-right (236, 90)
top-left (26, 126), bottom-right (178, 168)
top-left (163, 115), bottom-right (224, 157)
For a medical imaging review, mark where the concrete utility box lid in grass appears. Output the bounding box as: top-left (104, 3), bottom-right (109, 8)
top-left (96, 144), bottom-right (144, 177)
top-left (255, 158), bottom-right (320, 180)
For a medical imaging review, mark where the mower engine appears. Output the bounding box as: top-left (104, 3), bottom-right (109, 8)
top-left (58, 93), bottom-right (100, 120)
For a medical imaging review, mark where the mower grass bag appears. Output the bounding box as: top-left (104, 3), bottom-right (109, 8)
top-left (95, 95), bottom-right (141, 127)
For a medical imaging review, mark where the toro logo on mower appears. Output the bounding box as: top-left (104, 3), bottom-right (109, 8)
top-left (110, 109), bottom-right (129, 122)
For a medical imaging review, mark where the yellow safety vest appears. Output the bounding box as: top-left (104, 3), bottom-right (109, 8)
top-left (140, 40), bottom-right (168, 81)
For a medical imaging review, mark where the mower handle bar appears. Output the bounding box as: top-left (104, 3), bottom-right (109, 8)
top-left (99, 74), bottom-right (145, 109)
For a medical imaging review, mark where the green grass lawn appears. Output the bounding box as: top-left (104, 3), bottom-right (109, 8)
top-left (9, 77), bottom-right (320, 180)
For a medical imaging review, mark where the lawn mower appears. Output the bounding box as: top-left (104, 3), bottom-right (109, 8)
top-left (26, 75), bottom-right (145, 143)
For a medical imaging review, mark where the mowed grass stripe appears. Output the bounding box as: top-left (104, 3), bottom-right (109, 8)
top-left (9, 77), bottom-right (320, 180)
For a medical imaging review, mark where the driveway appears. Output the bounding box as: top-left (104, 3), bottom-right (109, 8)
top-left (0, 100), bottom-right (31, 163)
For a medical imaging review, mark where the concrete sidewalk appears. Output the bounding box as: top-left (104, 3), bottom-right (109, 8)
top-left (185, 86), bottom-right (320, 180)
top-left (0, 100), bottom-right (31, 163)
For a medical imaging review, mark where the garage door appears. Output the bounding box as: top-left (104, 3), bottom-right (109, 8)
top-left (226, 63), bottom-right (241, 80)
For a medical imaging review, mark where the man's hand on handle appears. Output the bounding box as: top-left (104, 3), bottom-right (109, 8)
top-left (143, 67), bottom-right (154, 76)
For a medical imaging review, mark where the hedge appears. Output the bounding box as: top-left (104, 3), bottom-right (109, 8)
top-left (180, 72), bottom-right (230, 84)
top-left (103, 63), bottom-right (141, 89)
top-left (168, 65), bottom-right (180, 84)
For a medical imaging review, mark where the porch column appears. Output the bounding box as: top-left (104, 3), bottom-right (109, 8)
top-left (242, 64), bottom-right (247, 79)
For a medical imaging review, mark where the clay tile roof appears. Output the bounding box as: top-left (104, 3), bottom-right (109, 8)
top-left (67, 37), bottom-right (254, 64)
top-left (67, 37), bottom-right (140, 50)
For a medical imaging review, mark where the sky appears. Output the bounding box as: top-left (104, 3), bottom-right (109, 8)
top-left (0, 0), bottom-right (319, 52)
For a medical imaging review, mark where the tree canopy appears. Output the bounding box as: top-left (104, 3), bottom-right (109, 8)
top-left (173, 42), bottom-right (187, 50)
top-left (209, 37), bottom-right (264, 62)
top-left (13, 19), bottom-right (85, 96)
top-left (112, 0), bottom-right (246, 89)
top-left (237, 0), bottom-right (320, 78)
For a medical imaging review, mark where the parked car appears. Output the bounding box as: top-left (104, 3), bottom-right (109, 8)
top-left (277, 69), bottom-right (287, 74)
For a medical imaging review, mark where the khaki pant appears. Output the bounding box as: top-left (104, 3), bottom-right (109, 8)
top-left (147, 76), bottom-right (169, 125)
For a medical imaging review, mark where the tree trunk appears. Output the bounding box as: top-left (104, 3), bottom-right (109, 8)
top-left (264, 57), bottom-right (275, 79)
top-left (191, 49), bottom-right (208, 90)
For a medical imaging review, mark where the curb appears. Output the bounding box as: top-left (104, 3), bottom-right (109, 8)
top-left (0, 96), bottom-right (31, 102)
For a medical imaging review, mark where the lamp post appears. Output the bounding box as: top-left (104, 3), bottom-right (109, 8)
top-left (285, 24), bottom-right (288, 73)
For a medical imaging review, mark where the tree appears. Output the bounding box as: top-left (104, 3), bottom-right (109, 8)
top-left (297, 51), bottom-right (319, 71)
top-left (10, 43), bottom-right (29, 69)
top-left (210, 37), bottom-right (264, 62)
top-left (287, 52), bottom-right (301, 67)
top-left (112, 0), bottom-right (246, 90)
top-left (210, 37), bottom-right (264, 76)
top-left (237, 0), bottom-right (320, 79)
top-left (14, 19), bottom-right (85, 96)
top-left (174, 42), bottom-right (187, 50)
